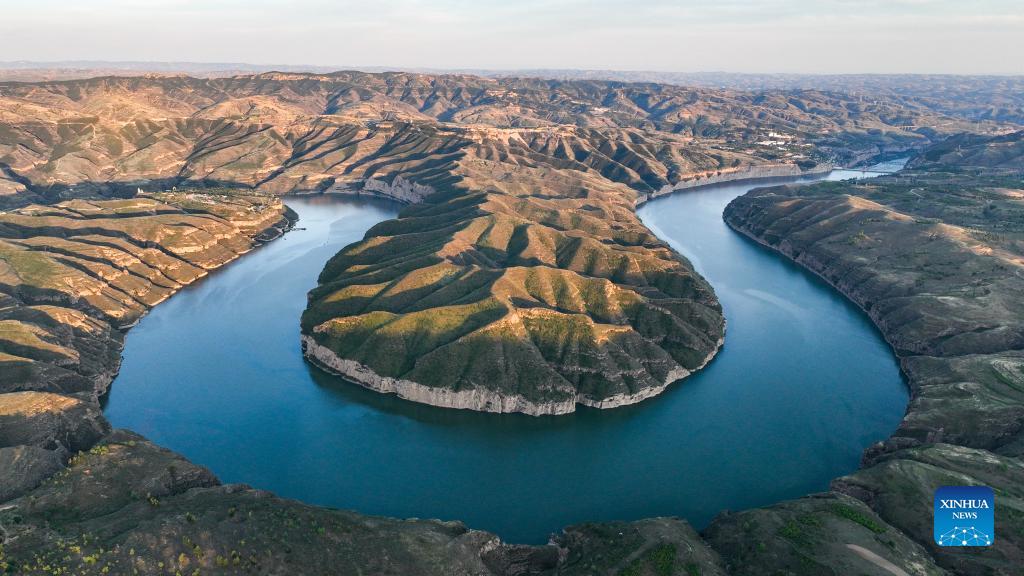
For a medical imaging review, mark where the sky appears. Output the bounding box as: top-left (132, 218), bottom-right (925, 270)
top-left (2, 0), bottom-right (1022, 74)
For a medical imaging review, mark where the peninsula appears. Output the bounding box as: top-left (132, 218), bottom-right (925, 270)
top-left (1, 71), bottom-right (1022, 575)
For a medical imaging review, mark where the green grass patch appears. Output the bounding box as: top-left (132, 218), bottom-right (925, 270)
top-left (778, 520), bottom-right (812, 547)
top-left (831, 504), bottom-right (887, 533)
top-left (649, 544), bottom-right (677, 576)
top-left (617, 543), bottom-right (678, 576)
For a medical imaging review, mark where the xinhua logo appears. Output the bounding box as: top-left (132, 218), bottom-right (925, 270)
top-left (934, 486), bottom-right (994, 547)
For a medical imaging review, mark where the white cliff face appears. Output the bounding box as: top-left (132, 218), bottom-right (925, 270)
top-left (576, 366), bottom-right (690, 409)
top-left (302, 334), bottom-right (576, 415)
top-left (302, 334), bottom-right (723, 416)
top-left (302, 167), bottom-right (749, 415)
top-left (637, 163), bottom-right (832, 206)
top-left (327, 176), bottom-right (436, 204)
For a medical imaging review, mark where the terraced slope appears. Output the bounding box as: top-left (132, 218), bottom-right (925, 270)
top-left (720, 132), bottom-right (1024, 575)
top-left (0, 192), bottom-right (290, 399)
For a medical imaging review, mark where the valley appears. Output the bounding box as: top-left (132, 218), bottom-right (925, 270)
top-left (0, 71), bottom-right (1022, 575)
top-left (99, 167), bottom-right (905, 545)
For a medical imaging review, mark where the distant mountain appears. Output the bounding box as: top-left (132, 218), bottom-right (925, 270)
top-left (3, 62), bottom-right (1021, 125)
top-left (0, 70), bottom-right (993, 204)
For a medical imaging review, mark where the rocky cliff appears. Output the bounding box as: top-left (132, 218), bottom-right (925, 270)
top-left (639, 163), bottom-right (833, 205)
top-left (300, 153), bottom-right (729, 414)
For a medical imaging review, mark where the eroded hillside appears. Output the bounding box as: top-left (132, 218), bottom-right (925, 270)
top-left (301, 169), bottom-right (726, 413)
top-left (0, 71), bottom-right (1018, 574)
top-left (0, 192), bottom-right (291, 399)
top-left (0, 71), bottom-right (977, 206)
top-left (721, 131), bottom-right (1024, 575)
top-left (0, 72), bottom-right (991, 413)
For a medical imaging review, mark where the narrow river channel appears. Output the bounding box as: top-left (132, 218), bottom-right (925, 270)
top-left (104, 163), bottom-right (908, 544)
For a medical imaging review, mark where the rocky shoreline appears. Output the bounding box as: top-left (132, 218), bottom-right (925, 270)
top-left (636, 162), bottom-right (833, 206)
top-left (302, 334), bottom-right (578, 415)
top-left (321, 175), bottom-right (438, 205)
top-left (300, 158), bottom-right (729, 416)
top-left (0, 193), bottom-right (295, 494)
top-left (303, 333), bottom-right (723, 414)
top-left (4, 159), bottom-right (1008, 575)
top-left (299, 165), bottom-right (832, 418)
top-left (1, 68), bottom-right (1013, 574)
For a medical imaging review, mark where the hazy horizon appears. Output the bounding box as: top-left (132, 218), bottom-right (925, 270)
top-left (3, 0), bottom-right (1022, 75)
top-left (4, 60), bottom-right (1024, 79)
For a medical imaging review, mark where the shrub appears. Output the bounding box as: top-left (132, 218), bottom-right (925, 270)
top-left (831, 504), bottom-right (886, 533)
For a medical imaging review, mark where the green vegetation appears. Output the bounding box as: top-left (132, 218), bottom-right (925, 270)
top-left (830, 504), bottom-right (886, 534)
top-left (649, 544), bottom-right (678, 576)
top-left (778, 520), bottom-right (811, 547)
top-left (1, 71), bottom-right (1022, 575)
top-left (302, 159), bottom-right (725, 412)
top-left (721, 132), bottom-right (1024, 574)
top-left (0, 193), bottom-right (288, 395)
top-left (618, 544), bottom-right (683, 576)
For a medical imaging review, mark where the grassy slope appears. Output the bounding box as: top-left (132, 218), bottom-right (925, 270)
top-left (717, 132), bottom-right (1024, 575)
top-left (0, 192), bottom-right (290, 397)
top-left (301, 168), bottom-right (725, 409)
top-left (0, 72), bottom-right (1015, 574)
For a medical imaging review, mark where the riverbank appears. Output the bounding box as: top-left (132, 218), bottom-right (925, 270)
top-left (303, 333), bottom-right (721, 414)
top-left (636, 162), bottom-right (833, 207)
top-left (298, 161), bottom-right (838, 416)
top-left (3, 193), bottom-right (739, 575)
top-left (719, 143), bottom-right (1024, 574)
top-left (0, 67), bottom-right (998, 574)
top-left (97, 172), bottom-right (907, 552)
top-left (1, 160), bottom-right (967, 575)
top-left (0, 193), bottom-right (293, 400)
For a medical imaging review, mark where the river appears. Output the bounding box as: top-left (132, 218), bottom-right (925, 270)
top-left (103, 164), bottom-right (908, 544)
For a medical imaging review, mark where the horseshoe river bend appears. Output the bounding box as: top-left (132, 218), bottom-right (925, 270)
top-left (103, 162), bottom-right (909, 544)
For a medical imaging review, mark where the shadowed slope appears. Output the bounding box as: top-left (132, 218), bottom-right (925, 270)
top-left (302, 177), bottom-right (723, 413)
top-left (721, 132), bottom-right (1024, 575)
top-left (0, 71), bottom-right (981, 207)
top-left (0, 192), bottom-right (291, 398)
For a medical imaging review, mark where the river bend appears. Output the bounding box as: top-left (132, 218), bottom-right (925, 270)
top-left (104, 166), bottom-right (908, 544)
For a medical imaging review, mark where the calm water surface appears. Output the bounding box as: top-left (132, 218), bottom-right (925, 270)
top-left (104, 167), bottom-right (908, 544)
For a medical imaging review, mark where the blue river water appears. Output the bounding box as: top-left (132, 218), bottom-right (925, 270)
top-left (104, 165), bottom-right (908, 544)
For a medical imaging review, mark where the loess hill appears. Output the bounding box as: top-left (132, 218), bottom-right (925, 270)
top-left (0, 70), bottom-right (971, 414)
top-left (719, 131), bottom-right (1024, 575)
top-left (2, 71), bottom-right (1021, 574)
top-left (0, 70), bottom-right (974, 203)
top-left (0, 192), bottom-right (291, 398)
